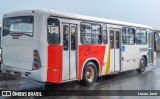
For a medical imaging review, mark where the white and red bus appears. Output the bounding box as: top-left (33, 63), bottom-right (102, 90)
top-left (1, 9), bottom-right (157, 86)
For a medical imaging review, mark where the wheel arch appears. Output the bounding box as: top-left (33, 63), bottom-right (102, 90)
top-left (80, 58), bottom-right (100, 80)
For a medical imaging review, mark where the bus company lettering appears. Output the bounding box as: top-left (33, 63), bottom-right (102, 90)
top-left (84, 47), bottom-right (97, 56)
top-left (140, 48), bottom-right (148, 52)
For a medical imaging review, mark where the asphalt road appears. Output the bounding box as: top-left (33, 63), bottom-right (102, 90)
top-left (0, 55), bottom-right (160, 99)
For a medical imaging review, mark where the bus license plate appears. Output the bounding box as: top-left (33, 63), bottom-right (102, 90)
top-left (14, 72), bottom-right (21, 77)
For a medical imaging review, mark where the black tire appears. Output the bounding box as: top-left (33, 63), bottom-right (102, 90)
top-left (82, 62), bottom-right (98, 86)
top-left (137, 57), bottom-right (146, 73)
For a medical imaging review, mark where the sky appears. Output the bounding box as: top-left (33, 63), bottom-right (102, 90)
top-left (0, 0), bottom-right (160, 28)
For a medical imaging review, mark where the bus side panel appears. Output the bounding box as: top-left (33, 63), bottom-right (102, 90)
top-left (121, 45), bottom-right (140, 71)
top-left (47, 45), bottom-right (62, 83)
top-left (78, 45), bottom-right (106, 80)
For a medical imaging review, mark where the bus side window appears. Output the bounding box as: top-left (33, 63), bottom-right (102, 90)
top-left (80, 23), bottom-right (101, 44)
top-left (110, 30), bottom-right (114, 49)
top-left (136, 29), bottom-right (147, 45)
top-left (63, 25), bottom-right (69, 50)
top-left (122, 27), bottom-right (135, 45)
top-left (71, 26), bottom-right (76, 50)
top-left (122, 28), bottom-right (128, 44)
top-left (47, 18), bottom-right (60, 45)
top-left (127, 28), bottom-right (135, 44)
top-left (116, 31), bottom-right (120, 48)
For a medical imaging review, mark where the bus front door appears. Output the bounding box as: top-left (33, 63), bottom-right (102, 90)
top-left (62, 23), bottom-right (77, 81)
top-left (109, 29), bottom-right (121, 72)
top-left (148, 31), bottom-right (154, 64)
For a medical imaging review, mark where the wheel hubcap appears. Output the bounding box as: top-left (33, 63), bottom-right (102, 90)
top-left (86, 66), bottom-right (95, 82)
top-left (140, 59), bottom-right (145, 70)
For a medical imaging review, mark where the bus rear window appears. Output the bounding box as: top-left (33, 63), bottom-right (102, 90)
top-left (3, 16), bottom-right (33, 36)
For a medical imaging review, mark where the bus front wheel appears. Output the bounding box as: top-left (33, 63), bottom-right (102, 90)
top-left (137, 57), bottom-right (146, 73)
top-left (82, 62), bottom-right (98, 86)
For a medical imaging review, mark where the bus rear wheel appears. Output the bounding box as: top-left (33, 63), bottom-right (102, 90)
top-left (82, 62), bottom-right (98, 86)
top-left (137, 57), bottom-right (146, 73)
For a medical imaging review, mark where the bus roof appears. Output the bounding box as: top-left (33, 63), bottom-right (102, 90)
top-left (3, 9), bottom-right (153, 29)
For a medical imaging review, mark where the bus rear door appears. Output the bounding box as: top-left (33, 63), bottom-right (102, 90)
top-left (62, 23), bottom-right (77, 81)
top-left (109, 28), bottom-right (121, 72)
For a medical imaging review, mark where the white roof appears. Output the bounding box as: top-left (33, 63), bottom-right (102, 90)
top-left (49, 10), bottom-right (153, 29)
top-left (3, 9), bottom-right (153, 29)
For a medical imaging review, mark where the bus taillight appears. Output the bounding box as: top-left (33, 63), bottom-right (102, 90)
top-left (33, 50), bottom-right (41, 70)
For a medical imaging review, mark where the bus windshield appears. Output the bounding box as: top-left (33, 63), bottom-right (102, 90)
top-left (3, 16), bottom-right (33, 36)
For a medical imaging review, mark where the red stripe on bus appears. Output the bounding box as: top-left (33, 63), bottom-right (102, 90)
top-left (47, 45), bottom-right (62, 83)
top-left (78, 45), bottom-right (106, 80)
